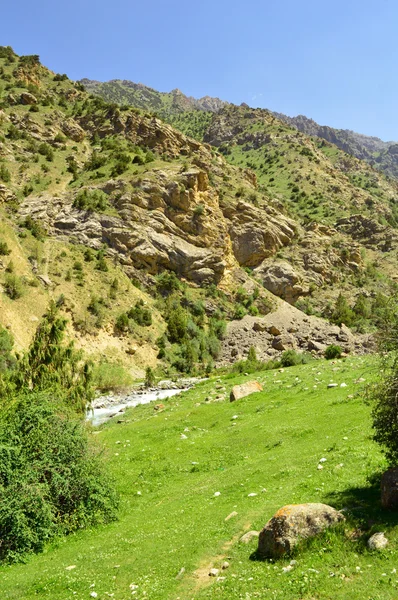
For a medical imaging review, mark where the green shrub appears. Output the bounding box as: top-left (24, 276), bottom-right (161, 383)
top-left (331, 293), bottom-right (354, 327)
top-left (0, 393), bottom-right (118, 562)
top-left (324, 344), bottom-right (343, 360)
top-left (96, 256), bottom-right (108, 272)
top-left (145, 366), bottom-right (155, 388)
top-left (127, 300), bottom-right (152, 327)
top-left (166, 305), bottom-right (188, 343)
top-left (38, 142), bottom-right (54, 162)
top-left (0, 326), bottom-right (15, 373)
top-left (92, 361), bottom-right (133, 391)
top-left (280, 350), bottom-right (310, 367)
top-left (3, 274), bottom-right (23, 299)
top-left (193, 204), bottom-right (205, 217)
top-left (156, 271), bottom-right (181, 295)
top-left (115, 313), bottom-right (129, 332)
top-left (233, 304), bottom-right (247, 320)
top-left (84, 151), bottom-right (107, 171)
top-left (0, 164), bottom-right (11, 183)
top-left (210, 318), bottom-right (226, 340)
top-left (22, 216), bottom-right (46, 240)
top-left (73, 189), bottom-right (109, 212)
top-left (0, 241), bottom-right (10, 255)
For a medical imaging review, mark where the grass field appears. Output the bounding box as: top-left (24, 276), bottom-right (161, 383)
top-left (2, 355), bottom-right (398, 599)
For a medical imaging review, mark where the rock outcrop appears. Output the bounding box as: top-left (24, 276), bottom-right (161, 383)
top-left (254, 260), bottom-right (307, 304)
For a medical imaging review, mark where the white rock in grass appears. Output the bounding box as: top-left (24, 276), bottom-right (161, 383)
top-left (65, 565), bottom-right (76, 570)
top-left (214, 491), bottom-right (221, 497)
top-left (90, 594), bottom-right (98, 599)
top-left (368, 532), bottom-right (388, 550)
top-left (209, 568), bottom-right (219, 577)
top-left (240, 530), bottom-right (259, 544)
top-left (248, 493), bottom-right (258, 497)
top-left (180, 434), bottom-right (188, 440)
top-left (340, 383), bottom-right (347, 388)
top-left (175, 567), bottom-right (185, 580)
top-left (225, 511), bottom-right (238, 521)
top-left (317, 464), bottom-right (323, 470)
top-left (282, 565), bottom-right (293, 573)
top-left (319, 458), bottom-right (327, 463)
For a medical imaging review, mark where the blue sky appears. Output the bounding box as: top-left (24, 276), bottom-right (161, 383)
top-left (3, 0), bottom-right (398, 140)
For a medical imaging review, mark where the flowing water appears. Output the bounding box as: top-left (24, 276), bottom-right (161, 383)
top-left (87, 388), bottom-right (185, 426)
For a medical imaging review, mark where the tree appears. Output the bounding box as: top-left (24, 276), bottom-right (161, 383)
top-left (145, 366), bottom-right (155, 388)
top-left (331, 293), bottom-right (354, 326)
top-left (368, 305), bottom-right (398, 464)
top-left (13, 302), bottom-right (94, 413)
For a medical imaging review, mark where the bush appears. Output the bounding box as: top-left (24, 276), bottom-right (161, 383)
top-left (127, 300), bottom-right (152, 327)
top-left (38, 142), bottom-right (54, 162)
top-left (0, 326), bottom-right (15, 373)
top-left (96, 256), bottom-right (108, 272)
top-left (73, 189), bottom-right (109, 212)
top-left (92, 361), bottom-right (133, 391)
top-left (156, 271), bottom-right (181, 295)
top-left (145, 366), bottom-right (155, 388)
top-left (325, 344), bottom-right (342, 360)
top-left (0, 241), bottom-right (10, 255)
top-left (3, 274), bottom-right (23, 299)
top-left (115, 312), bottom-right (129, 332)
top-left (0, 164), bottom-right (11, 183)
top-left (22, 215), bottom-right (46, 240)
top-left (280, 350), bottom-right (309, 367)
top-left (233, 304), bottom-right (247, 320)
top-left (166, 304), bottom-right (188, 343)
top-left (0, 393), bottom-right (118, 562)
top-left (331, 293), bottom-right (354, 327)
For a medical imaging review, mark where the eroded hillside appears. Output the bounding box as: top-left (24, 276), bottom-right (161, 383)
top-left (0, 47), bottom-right (395, 374)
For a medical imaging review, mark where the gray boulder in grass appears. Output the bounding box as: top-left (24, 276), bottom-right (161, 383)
top-left (257, 503), bottom-right (345, 558)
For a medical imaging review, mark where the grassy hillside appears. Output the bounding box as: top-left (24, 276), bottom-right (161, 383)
top-left (1, 355), bottom-right (397, 599)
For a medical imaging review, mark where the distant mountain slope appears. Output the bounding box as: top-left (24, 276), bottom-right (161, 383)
top-left (80, 78), bottom-right (228, 116)
top-left (273, 113), bottom-right (398, 180)
top-left (81, 78), bottom-right (398, 180)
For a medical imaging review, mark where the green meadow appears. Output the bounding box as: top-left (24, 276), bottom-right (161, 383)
top-left (2, 355), bottom-right (398, 600)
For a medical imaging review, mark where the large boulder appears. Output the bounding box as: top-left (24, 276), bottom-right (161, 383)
top-left (257, 503), bottom-right (345, 558)
top-left (381, 468), bottom-right (398, 509)
top-left (61, 119), bottom-right (86, 142)
top-left (272, 334), bottom-right (295, 351)
top-left (20, 92), bottom-right (37, 105)
top-left (230, 380), bottom-right (263, 402)
top-left (254, 260), bottom-right (307, 304)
